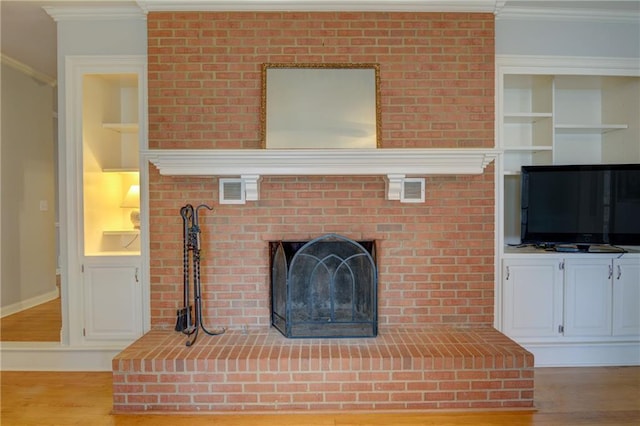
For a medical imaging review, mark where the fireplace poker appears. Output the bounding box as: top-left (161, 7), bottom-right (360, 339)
top-left (176, 203), bottom-right (225, 346)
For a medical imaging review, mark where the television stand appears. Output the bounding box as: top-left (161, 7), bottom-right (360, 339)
top-left (500, 250), bottom-right (640, 367)
top-left (554, 244), bottom-right (624, 253)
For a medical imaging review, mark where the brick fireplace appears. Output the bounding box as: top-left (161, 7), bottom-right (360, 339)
top-left (112, 10), bottom-right (534, 413)
top-left (146, 10), bottom-right (498, 329)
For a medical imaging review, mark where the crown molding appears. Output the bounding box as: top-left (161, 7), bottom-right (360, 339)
top-left (43, 5), bottom-right (146, 21)
top-left (496, 5), bottom-right (640, 24)
top-left (496, 55), bottom-right (640, 76)
top-left (42, 1), bottom-right (637, 23)
top-left (135, 0), bottom-right (501, 13)
top-left (1, 54), bottom-right (57, 87)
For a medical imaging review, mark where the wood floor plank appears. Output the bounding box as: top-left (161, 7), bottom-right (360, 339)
top-left (1, 367), bottom-right (639, 425)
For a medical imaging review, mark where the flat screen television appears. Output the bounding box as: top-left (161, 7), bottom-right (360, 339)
top-left (520, 164), bottom-right (640, 248)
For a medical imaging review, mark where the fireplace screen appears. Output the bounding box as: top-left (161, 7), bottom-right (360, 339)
top-left (270, 234), bottom-right (377, 338)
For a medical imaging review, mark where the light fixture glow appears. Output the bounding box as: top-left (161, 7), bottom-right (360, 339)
top-left (121, 184), bottom-right (140, 229)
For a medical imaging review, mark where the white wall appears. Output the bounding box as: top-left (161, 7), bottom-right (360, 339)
top-left (1, 62), bottom-right (57, 312)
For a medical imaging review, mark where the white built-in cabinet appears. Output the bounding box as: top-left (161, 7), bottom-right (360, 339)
top-left (611, 258), bottom-right (640, 337)
top-left (83, 257), bottom-right (141, 341)
top-left (502, 257), bottom-right (563, 338)
top-left (65, 56), bottom-right (146, 346)
top-left (503, 255), bottom-right (640, 340)
top-left (496, 56), bottom-right (640, 366)
top-left (563, 258), bottom-right (613, 337)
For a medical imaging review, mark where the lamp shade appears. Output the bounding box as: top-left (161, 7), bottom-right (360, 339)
top-left (121, 185), bottom-right (140, 208)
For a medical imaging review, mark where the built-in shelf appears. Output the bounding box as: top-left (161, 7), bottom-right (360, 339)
top-left (102, 168), bottom-right (138, 173)
top-left (144, 148), bottom-right (499, 177)
top-left (554, 124), bottom-right (629, 134)
top-left (85, 251), bottom-right (140, 257)
top-left (102, 122), bottom-right (139, 133)
top-left (103, 230), bottom-right (139, 236)
top-left (504, 113), bottom-right (553, 123)
top-left (503, 146), bottom-right (553, 152)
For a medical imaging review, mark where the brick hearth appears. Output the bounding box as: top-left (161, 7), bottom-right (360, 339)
top-left (112, 327), bottom-right (533, 413)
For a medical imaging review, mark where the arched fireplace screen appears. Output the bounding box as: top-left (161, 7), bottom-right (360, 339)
top-left (270, 234), bottom-right (377, 338)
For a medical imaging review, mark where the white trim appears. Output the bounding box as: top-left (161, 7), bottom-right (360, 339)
top-left (145, 148), bottom-right (498, 177)
top-left (0, 54), bottom-right (57, 87)
top-left (496, 55), bottom-right (640, 77)
top-left (0, 289), bottom-right (59, 318)
top-left (242, 175), bottom-right (261, 201)
top-left (523, 341), bottom-right (640, 367)
top-left (496, 5), bottom-right (640, 24)
top-left (0, 343), bottom-right (123, 371)
top-left (136, 0), bottom-right (500, 13)
top-left (385, 174), bottom-right (405, 201)
top-left (44, 5), bottom-right (145, 21)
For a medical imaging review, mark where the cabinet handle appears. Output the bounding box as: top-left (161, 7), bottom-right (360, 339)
top-left (505, 266), bottom-right (510, 280)
top-left (617, 265), bottom-right (622, 280)
top-left (608, 264), bottom-right (613, 280)
top-left (135, 267), bottom-right (139, 283)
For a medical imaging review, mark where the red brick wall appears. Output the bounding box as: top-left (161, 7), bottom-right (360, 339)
top-left (147, 12), bottom-right (495, 330)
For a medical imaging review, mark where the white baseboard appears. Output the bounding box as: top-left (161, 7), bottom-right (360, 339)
top-left (523, 342), bottom-right (640, 367)
top-left (0, 342), bottom-right (122, 371)
top-left (0, 288), bottom-right (59, 318)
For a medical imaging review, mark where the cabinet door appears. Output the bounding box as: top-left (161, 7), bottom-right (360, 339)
top-left (564, 259), bottom-right (612, 337)
top-left (502, 258), bottom-right (563, 338)
top-left (612, 258), bottom-right (640, 337)
top-left (83, 257), bottom-right (142, 341)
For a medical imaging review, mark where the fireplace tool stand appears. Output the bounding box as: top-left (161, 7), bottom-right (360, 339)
top-left (176, 203), bottom-right (225, 347)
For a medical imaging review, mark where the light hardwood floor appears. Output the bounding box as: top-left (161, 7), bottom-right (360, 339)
top-left (1, 367), bottom-right (639, 425)
top-left (1, 296), bottom-right (639, 424)
top-left (0, 297), bottom-right (61, 342)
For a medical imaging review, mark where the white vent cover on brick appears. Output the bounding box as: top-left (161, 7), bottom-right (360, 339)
top-left (219, 178), bottom-right (245, 204)
top-left (219, 175), bottom-right (261, 204)
top-left (401, 178), bottom-right (425, 203)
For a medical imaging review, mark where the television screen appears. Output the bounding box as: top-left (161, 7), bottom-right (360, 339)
top-left (610, 167), bottom-right (640, 245)
top-left (521, 164), bottom-right (640, 247)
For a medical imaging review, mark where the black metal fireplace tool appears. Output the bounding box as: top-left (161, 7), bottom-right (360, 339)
top-left (175, 203), bottom-right (225, 346)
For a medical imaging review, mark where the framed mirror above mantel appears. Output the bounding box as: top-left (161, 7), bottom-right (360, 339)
top-left (261, 63), bottom-right (381, 149)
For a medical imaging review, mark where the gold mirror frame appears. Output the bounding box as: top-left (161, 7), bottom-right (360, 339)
top-left (261, 63), bottom-right (381, 149)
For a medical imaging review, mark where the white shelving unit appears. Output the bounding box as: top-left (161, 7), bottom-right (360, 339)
top-left (64, 56), bottom-right (146, 346)
top-left (496, 56), bottom-right (640, 366)
top-left (499, 67), bottom-right (640, 245)
top-left (83, 73), bottom-right (140, 254)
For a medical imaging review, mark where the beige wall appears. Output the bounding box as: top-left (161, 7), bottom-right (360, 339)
top-left (1, 61), bottom-right (57, 312)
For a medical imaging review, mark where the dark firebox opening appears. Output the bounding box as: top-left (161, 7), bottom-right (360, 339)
top-left (270, 234), bottom-right (378, 338)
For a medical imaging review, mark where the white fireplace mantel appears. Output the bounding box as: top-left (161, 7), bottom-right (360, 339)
top-left (144, 148), bottom-right (498, 201)
top-left (135, 0), bottom-right (504, 13)
top-left (145, 148), bottom-right (497, 176)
